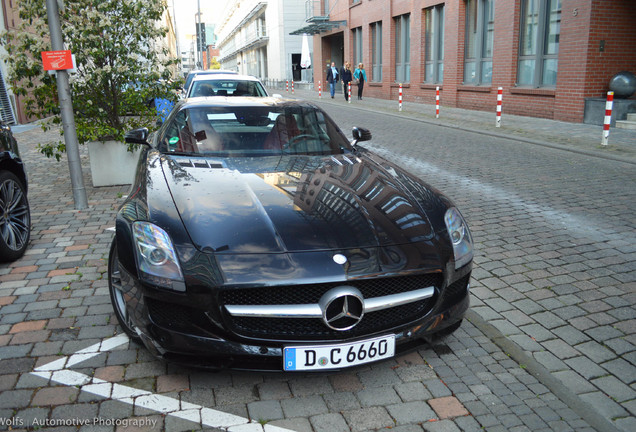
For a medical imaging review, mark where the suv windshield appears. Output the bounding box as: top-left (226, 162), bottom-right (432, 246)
top-left (187, 79), bottom-right (268, 97)
top-left (159, 105), bottom-right (352, 156)
top-left (184, 70), bottom-right (237, 93)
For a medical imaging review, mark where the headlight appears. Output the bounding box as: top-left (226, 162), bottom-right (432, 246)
top-left (444, 208), bottom-right (473, 269)
top-left (132, 222), bottom-right (185, 291)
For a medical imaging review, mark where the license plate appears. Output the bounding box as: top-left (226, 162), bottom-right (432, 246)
top-left (283, 335), bottom-right (395, 371)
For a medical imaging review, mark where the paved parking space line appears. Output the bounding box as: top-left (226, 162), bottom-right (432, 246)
top-left (30, 335), bottom-right (294, 432)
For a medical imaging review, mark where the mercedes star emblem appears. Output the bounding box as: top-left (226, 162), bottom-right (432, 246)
top-left (333, 254), bottom-right (347, 265)
top-left (319, 286), bottom-right (365, 331)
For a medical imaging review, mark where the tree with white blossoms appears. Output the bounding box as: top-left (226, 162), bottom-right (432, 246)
top-left (2, 0), bottom-right (180, 160)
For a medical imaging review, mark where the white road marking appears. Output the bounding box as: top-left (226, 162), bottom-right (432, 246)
top-left (31, 335), bottom-right (294, 432)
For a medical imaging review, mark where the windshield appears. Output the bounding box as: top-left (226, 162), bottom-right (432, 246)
top-left (158, 104), bottom-right (352, 156)
top-left (187, 79), bottom-right (268, 97)
top-left (184, 71), bottom-right (238, 92)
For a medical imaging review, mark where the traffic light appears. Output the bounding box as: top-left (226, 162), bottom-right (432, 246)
top-left (196, 23), bottom-right (207, 52)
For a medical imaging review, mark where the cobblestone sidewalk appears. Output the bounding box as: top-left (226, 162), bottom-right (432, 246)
top-left (0, 101), bottom-right (633, 432)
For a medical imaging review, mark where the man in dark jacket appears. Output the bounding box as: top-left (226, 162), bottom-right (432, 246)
top-left (326, 62), bottom-right (339, 98)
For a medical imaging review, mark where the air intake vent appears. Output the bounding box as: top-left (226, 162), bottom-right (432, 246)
top-left (177, 159), bottom-right (225, 169)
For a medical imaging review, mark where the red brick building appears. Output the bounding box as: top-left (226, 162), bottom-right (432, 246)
top-left (299, 0), bottom-right (636, 123)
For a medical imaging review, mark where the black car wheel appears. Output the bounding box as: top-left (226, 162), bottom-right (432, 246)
top-left (0, 171), bottom-right (30, 262)
top-left (108, 238), bottom-right (141, 342)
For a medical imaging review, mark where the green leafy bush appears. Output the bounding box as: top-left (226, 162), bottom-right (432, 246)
top-left (2, 0), bottom-right (182, 160)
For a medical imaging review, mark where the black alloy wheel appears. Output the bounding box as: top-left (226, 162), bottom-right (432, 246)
top-left (0, 171), bottom-right (30, 261)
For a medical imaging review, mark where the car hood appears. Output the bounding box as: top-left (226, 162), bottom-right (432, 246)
top-left (161, 153), bottom-right (442, 254)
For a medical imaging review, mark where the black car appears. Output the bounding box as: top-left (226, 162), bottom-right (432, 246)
top-left (0, 122), bottom-right (30, 262)
top-left (108, 97), bottom-right (473, 371)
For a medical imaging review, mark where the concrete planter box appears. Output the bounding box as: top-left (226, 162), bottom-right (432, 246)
top-left (87, 140), bottom-right (141, 187)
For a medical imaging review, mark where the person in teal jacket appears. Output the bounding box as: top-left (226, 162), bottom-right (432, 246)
top-left (353, 63), bottom-right (368, 100)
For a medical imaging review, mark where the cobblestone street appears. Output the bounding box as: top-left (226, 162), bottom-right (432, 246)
top-left (0, 90), bottom-right (634, 431)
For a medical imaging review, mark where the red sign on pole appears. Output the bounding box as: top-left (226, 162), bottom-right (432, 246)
top-left (41, 50), bottom-right (73, 70)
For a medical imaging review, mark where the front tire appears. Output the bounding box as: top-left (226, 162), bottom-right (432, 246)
top-left (108, 238), bottom-right (141, 342)
top-left (0, 171), bottom-right (30, 262)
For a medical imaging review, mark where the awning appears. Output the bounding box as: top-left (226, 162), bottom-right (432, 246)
top-left (290, 16), bottom-right (347, 35)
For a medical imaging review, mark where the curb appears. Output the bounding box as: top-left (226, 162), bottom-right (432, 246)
top-left (466, 310), bottom-right (622, 432)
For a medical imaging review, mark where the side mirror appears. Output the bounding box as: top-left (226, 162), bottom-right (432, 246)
top-left (124, 128), bottom-right (150, 145)
top-left (352, 127), bottom-right (372, 145)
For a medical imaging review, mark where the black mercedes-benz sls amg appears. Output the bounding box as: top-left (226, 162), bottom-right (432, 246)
top-left (109, 97), bottom-right (473, 371)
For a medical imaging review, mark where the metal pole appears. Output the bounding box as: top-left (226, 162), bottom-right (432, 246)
top-left (171, 0), bottom-right (180, 75)
top-left (197, 0), bottom-right (202, 69)
top-left (436, 86), bottom-right (440, 119)
top-left (602, 91), bottom-right (614, 146)
top-left (496, 87), bottom-right (503, 128)
top-left (45, 0), bottom-right (88, 210)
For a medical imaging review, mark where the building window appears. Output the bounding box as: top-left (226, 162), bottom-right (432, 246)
top-left (518, 0), bottom-right (561, 87)
top-left (256, 16), bottom-right (266, 38)
top-left (352, 27), bottom-right (363, 67)
top-left (371, 21), bottom-right (382, 81)
top-left (424, 5), bottom-right (444, 84)
top-left (395, 14), bottom-right (410, 83)
top-left (464, 0), bottom-right (494, 85)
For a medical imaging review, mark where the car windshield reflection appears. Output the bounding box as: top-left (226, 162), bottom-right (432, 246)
top-left (158, 105), bottom-right (352, 157)
top-left (187, 79), bottom-right (268, 97)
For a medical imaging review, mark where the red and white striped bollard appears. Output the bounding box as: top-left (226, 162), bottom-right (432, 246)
top-left (286, 80), bottom-right (289, 92)
top-left (291, 81), bottom-right (294, 94)
top-left (399, 84), bottom-right (403, 112)
top-left (436, 86), bottom-right (440, 119)
top-left (348, 82), bottom-right (351, 104)
top-left (496, 87), bottom-right (503, 127)
top-left (318, 81), bottom-right (321, 98)
top-left (602, 91), bottom-right (614, 146)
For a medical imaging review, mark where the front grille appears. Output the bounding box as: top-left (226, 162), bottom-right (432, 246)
top-left (229, 300), bottom-right (432, 340)
top-left (219, 273), bottom-right (442, 305)
top-left (220, 273), bottom-right (442, 341)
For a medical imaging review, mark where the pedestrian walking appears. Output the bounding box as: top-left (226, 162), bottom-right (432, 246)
top-left (326, 62), bottom-right (339, 99)
top-left (353, 63), bottom-right (367, 100)
top-left (340, 62), bottom-right (352, 101)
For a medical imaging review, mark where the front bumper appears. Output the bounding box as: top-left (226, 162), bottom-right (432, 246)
top-left (118, 259), bottom-right (471, 371)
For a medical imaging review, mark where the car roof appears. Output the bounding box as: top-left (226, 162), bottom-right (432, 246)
top-left (190, 74), bottom-right (262, 82)
top-left (188, 69), bottom-right (238, 76)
